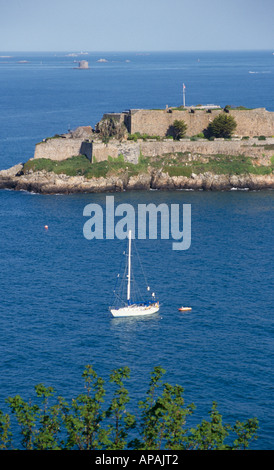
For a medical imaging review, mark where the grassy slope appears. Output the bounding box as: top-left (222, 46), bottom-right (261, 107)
top-left (23, 153), bottom-right (274, 179)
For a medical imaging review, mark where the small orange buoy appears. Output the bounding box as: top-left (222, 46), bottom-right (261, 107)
top-left (44, 225), bottom-right (48, 230)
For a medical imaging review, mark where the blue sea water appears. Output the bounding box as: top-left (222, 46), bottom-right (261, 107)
top-left (0, 51), bottom-right (273, 449)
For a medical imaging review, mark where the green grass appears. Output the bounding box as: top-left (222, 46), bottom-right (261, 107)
top-left (23, 155), bottom-right (92, 176)
top-left (91, 153), bottom-right (274, 177)
top-left (127, 132), bottom-right (162, 142)
top-left (152, 153), bottom-right (274, 177)
top-left (170, 106), bottom-right (187, 111)
top-left (23, 153), bottom-right (274, 180)
top-left (23, 154), bottom-right (151, 179)
top-left (162, 166), bottom-right (192, 177)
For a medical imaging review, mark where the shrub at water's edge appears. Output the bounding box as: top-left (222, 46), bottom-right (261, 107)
top-left (0, 365), bottom-right (258, 450)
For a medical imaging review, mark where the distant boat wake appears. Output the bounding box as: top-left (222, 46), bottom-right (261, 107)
top-left (249, 70), bottom-right (271, 74)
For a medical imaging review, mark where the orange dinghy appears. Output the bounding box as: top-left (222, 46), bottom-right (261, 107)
top-left (178, 307), bottom-right (192, 312)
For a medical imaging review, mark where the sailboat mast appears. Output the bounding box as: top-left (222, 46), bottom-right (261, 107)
top-left (127, 230), bottom-right (131, 304)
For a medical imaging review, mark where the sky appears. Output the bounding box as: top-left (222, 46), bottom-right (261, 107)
top-left (0, 0), bottom-right (274, 52)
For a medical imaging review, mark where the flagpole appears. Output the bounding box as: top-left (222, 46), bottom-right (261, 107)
top-left (183, 83), bottom-right (186, 107)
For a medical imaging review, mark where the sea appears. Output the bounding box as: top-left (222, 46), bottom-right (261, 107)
top-left (0, 51), bottom-right (273, 450)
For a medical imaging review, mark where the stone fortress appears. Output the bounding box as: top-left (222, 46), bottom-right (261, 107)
top-left (33, 106), bottom-right (274, 165)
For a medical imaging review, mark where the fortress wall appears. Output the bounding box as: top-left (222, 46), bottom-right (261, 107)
top-left (92, 138), bottom-right (274, 165)
top-left (229, 109), bottom-right (274, 136)
top-left (91, 142), bottom-right (120, 162)
top-left (139, 139), bottom-right (274, 164)
top-left (34, 138), bottom-right (92, 161)
top-left (129, 109), bottom-right (220, 136)
top-left (33, 135), bottom-right (274, 166)
top-left (129, 108), bottom-right (274, 137)
top-left (92, 141), bottom-right (141, 164)
top-left (32, 109), bottom-right (274, 164)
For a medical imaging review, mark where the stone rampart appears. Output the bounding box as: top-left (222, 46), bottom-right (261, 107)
top-left (92, 141), bottom-right (140, 164)
top-left (34, 137), bottom-right (92, 161)
top-left (32, 109), bottom-right (274, 164)
top-left (129, 108), bottom-right (216, 136)
top-left (139, 138), bottom-right (274, 165)
top-left (92, 138), bottom-right (274, 166)
top-left (229, 109), bottom-right (274, 136)
top-left (33, 135), bottom-right (274, 167)
top-left (127, 107), bottom-right (274, 137)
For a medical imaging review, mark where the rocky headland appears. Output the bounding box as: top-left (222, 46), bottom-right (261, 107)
top-left (1, 105), bottom-right (274, 194)
top-left (0, 161), bottom-right (273, 194)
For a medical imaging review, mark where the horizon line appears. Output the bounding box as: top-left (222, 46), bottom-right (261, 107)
top-left (0, 48), bottom-right (273, 53)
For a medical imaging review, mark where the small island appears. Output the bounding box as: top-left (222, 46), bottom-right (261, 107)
top-left (1, 105), bottom-right (274, 193)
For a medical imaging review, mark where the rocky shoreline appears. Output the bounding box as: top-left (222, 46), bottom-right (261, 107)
top-left (0, 163), bottom-right (273, 194)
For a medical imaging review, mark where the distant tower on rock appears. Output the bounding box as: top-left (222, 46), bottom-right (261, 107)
top-left (78, 60), bottom-right (89, 69)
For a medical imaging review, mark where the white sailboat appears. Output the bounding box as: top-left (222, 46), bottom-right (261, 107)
top-left (109, 230), bottom-right (159, 317)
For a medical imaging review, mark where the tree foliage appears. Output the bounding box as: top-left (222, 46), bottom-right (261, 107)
top-left (207, 113), bottom-right (237, 138)
top-left (1, 365), bottom-right (259, 450)
top-left (172, 119), bottom-right (188, 140)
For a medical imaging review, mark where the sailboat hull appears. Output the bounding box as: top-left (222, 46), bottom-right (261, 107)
top-left (110, 304), bottom-right (159, 318)
top-left (109, 230), bottom-right (159, 318)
